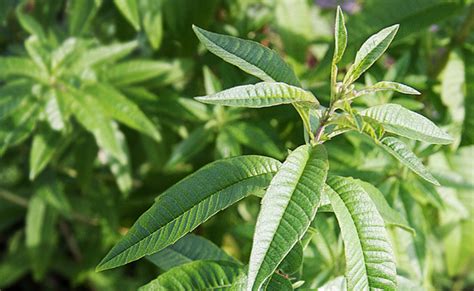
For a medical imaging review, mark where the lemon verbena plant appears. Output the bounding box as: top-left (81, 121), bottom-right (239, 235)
top-left (97, 7), bottom-right (453, 290)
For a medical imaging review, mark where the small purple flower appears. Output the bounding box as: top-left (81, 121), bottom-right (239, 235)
top-left (315, 0), bottom-right (361, 14)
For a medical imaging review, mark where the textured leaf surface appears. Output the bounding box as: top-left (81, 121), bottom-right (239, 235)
top-left (97, 155), bottom-right (281, 271)
top-left (193, 25), bottom-right (300, 86)
top-left (356, 81), bottom-right (421, 97)
top-left (146, 234), bottom-right (237, 271)
top-left (333, 6), bottom-right (347, 64)
top-left (139, 261), bottom-right (243, 291)
top-left (195, 82), bottom-right (317, 108)
top-left (247, 145), bottom-right (328, 290)
top-left (380, 137), bottom-right (439, 185)
top-left (344, 25), bottom-right (399, 84)
top-left (326, 175), bottom-right (397, 290)
top-left (361, 103), bottom-right (453, 144)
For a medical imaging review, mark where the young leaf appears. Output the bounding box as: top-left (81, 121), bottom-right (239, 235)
top-left (96, 155), bottom-right (281, 271)
top-left (85, 84), bottom-right (161, 142)
top-left (247, 145), bottom-right (328, 290)
top-left (67, 0), bottom-right (102, 36)
top-left (333, 6), bottom-right (347, 65)
top-left (139, 0), bottom-right (163, 50)
top-left (29, 129), bottom-right (61, 180)
top-left (139, 261), bottom-right (243, 291)
top-left (146, 234), bottom-right (238, 271)
top-left (344, 25), bottom-right (399, 85)
top-left (361, 104), bottom-right (453, 144)
top-left (192, 25), bottom-right (300, 87)
top-left (379, 137), bottom-right (439, 185)
top-left (195, 82), bottom-right (318, 108)
top-left (355, 81), bottom-right (421, 97)
top-left (114, 0), bottom-right (140, 30)
top-left (326, 176), bottom-right (397, 290)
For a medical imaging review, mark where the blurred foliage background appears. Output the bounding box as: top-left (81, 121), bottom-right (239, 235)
top-left (0, 0), bottom-right (472, 290)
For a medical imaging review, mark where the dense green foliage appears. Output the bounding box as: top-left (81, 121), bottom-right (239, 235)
top-left (0, 0), bottom-right (473, 290)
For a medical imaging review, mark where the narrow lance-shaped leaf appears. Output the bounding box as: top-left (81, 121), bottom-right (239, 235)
top-left (86, 84), bottom-right (161, 142)
top-left (192, 25), bottom-right (300, 87)
top-left (379, 137), bottom-right (439, 185)
top-left (247, 144), bottom-right (328, 290)
top-left (72, 41), bottom-right (137, 71)
top-left (326, 175), bottom-right (397, 290)
top-left (355, 81), bottom-right (421, 97)
top-left (97, 155), bottom-right (281, 271)
top-left (344, 24), bottom-right (399, 85)
top-left (146, 234), bottom-right (238, 271)
top-left (195, 82), bottom-right (318, 108)
top-left (104, 60), bottom-right (178, 86)
top-left (114, 0), bottom-right (140, 30)
top-left (0, 57), bottom-right (43, 80)
top-left (361, 103), bottom-right (453, 144)
top-left (333, 5), bottom-right (347, 64)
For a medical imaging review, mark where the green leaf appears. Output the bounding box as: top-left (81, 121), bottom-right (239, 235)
top-left (139, 261), bottom-right (243, 291)
top-left (26, 193), bottom-right (58, 281)
top-left (216, 129), bottom-right (241, 158)
top-left (344, 25), bottom-right (399, 85)
top-left (146, 234), bottom-right (238, 271)
top-left (114, 0), bottom-right (140, 30)
top-left (278, 241), bottom-right (303, 275)
top-left (333, 6), bottom-right (347, 65)
top-left (139, 0), bottom-right (163, 50)
top-left (379, 137), bottom-right (439, 185)
top-left (86, 84), bottom-right (161, 142)
top-left (0, 102), bottom-right (38, 155)
top-left (195, 82), bottom-right (318, 108)
top-left (68, 87), bottom-right (127, 164)
top-left (68, 0), bottom-right (102, 36)
top-left (326, 175), bottom-right (397, 290)
top-left (104, 60), bottom-right (179, 86)
top-left (361, 103), bottom-right (453, 144)
top-left (356, 180), bottom-right (415, 234)
top-left (356, 81), bottom-right (421, 97)
top-left (29, 128), bottom-right (61, 180)
top-left (72, 41), bottom-right (138, 71)
top-left (247, 144), bottom-right (328, 290)
top-left (165, 125), bottom-right (213, 169)
top-left (226, 122), bottom-right (283, 159)
top-left (44, 89), bottom-right (66, 131)
top-left (192, 25), bottom-right (300, 87)
top-left (97, 155), bottom-right (281, 271)
top-left (35, 173), bottom-right (72, 218)
top-left (15, 5), bottom-right (46, 40)
top-left (0, 57), bottom-right (42, 80)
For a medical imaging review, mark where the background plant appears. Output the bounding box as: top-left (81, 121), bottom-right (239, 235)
top-left (0, 0), bottom-right (473, 290)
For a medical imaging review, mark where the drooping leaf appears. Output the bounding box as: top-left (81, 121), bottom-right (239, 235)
top-left (247, 145), bottom-right (328, 290)
top-left (29, 128), bottom-right (61, 180)
top-left (326, 175), bottom-right (397, 290)
top-left (333, 6), bottom-right (347, 65)
top-left (379, 137), bottom-right (439, 185)
top-left (192, 25), bottom-right (300, 87)
top-left (85, 84), bottom-right (161, 142)
top-left (164, 125), bottom-right (213, 169)
top-left (226, 122), bottom-right (283, 159)
top-left (97, 155), bottom-right (281, 271)
top-left (146, 234), bottom-right (238, 271)
top-left (25, 193), bottom-right (58, 281)
top-left (114, 0), bottom-right (140, 30)
top-left (361, 103), bottom-right (453, 144)
top-left (68, 87), bottom-right (127, 164)
top-left (195, 82), bottom-right (318, 108)
top-left (15, 5), bottom-right (46, 40)
top-left (139, 261), bottom-right (243, 291)
top-left (356, 179), bottom-right (414, 234)
top-left (344, 25), bottom-right (399, 85)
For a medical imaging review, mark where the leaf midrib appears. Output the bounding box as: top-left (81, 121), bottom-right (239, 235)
top-left (101, 170), bottom-right (276, 267)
